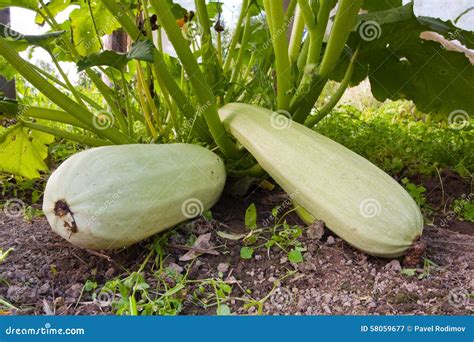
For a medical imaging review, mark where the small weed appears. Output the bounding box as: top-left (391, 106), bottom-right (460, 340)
top-left (402, 178), bottom-right (427, 207)
top-left (453, 198), bottom-right (474, 222)
top-left (401, 258), bottom-right (438, 280)
top-left (0, 248), bottom-right (14, 263)
top-left (238, 203), bottom-right (305, 263)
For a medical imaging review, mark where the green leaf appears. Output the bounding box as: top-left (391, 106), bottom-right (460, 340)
top-left (240, 246), bottom-right (254, 259)
top-left (77, 51), bottom-right (128, 71)
top-left (245, 203), bottom-right (257, 229)
top-left (362, 0), bottom-right (402, 12)
top-left (127, 40), bottom-right (155, 63)
top-left (70, 2), bottom-right (121, 56)
top-left (0, 24), bottom-right (66, 47)
top-left (288, 249), bottom-right (304, 263)
top-left (0, 123), bottom-right (54, 178)
top-left (0, 0), bottom-right (38, 10)
top-left (35, 0), bottom-right (71, 26)
top-left (401, 268), bottom-right (416, 277)
top-left (336, 3), bottom-right (474, 117)
top-left (76, 40), bottom-right (155, 71)
top-left (216, 304), bottom-right (231, 315)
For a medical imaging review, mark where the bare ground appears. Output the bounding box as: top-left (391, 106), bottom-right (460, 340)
top-left (0, 171), bottom-right (472, 315)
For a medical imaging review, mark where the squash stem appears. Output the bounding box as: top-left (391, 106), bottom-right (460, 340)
top-left (151, 0), bottom-right (243, 159)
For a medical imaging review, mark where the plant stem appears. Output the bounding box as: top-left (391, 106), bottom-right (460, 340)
top-left (305, 47), bottom-right (359, 127)
top-left (23, 107), bottom-right (88, 129)
top-left (263, 0), bottom-right (292, 111)
top-left (288, 4), bottom-right (305, 63)
top-left (223, 0), bottom-right (249, 73)
top-left (0, 38), bottom-right (132, 144)
top-left (101, 0), bottom-right (212, 143)
top-left (22, 121), bottom-right (111, 146)
top-left (318, 0), bottom-right (362, 78)
top-left (151, 0), bottom-right (243, 159)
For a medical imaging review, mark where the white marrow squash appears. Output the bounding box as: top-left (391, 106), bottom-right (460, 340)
top-left (43, 144), bottom-right (226, 250)
top-left (219, 103), bottom-right (423, 257)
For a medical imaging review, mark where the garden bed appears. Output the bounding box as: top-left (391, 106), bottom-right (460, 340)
top-left (0, 171), bottom-right (472, 315)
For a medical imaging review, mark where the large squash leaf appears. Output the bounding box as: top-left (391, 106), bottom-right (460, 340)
top-left (333, 3), bottom-right (474, 117)
top-left (0, 123), bottom-right (54, 178)
top-left (70, 2), bottom-right (121, 56)
top-left (0, 0), bottom-right (38, 10)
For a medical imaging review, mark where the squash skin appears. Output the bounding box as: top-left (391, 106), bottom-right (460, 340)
top-left (43, 144), bottom-right (226, 250)
top-left (219, 103), bottom-right (423, 257)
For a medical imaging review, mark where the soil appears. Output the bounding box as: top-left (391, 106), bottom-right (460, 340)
top-left (0, 171), bottom-right (472, 315)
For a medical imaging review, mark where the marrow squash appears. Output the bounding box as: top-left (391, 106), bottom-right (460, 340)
top-left (219, 103), bottom-right (423, 257)
top-left (43, 144), bottom-right (226, 250)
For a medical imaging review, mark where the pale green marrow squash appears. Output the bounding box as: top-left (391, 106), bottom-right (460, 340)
top-left (219, 103), bottom-right (423, 257)
top-left (43, 144), bottom-right (226, 250)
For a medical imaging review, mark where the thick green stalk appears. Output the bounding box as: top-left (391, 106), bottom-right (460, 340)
top-left (223, 0), bottom-right (249, 72)
top-left (151, 0), bottom-right (242, 159)
top-left (101, 0), bottom-right (212, 143)
top-left (195, 0), bottom-right (220, 87)
top-left (263, 0), bottom-right (292, 111)
top-left (288, 5), bottom-right (305, 63)
top-left (23, 107), bottom-right (88, 129)
top-left (292, 0), bottom-right (361, 123)
top-left (311, 0), bottom-right (335, 68)
top-left (29, 63), bottom-right (103, 110)
top-left (48, 51), bottom-right (85, 106)
top-left (0, 38), bottom-right (132, 144)
top-left (225, 13), bottom-right (251, 103)
top-left (305, 47), bottom-right (359, 127)
top-left (22, 121), bottom-right (111, 146)
top-left (38, 0), bottom-right (125, 123)
top-left (291, 0), bottom-right (332, 113)
top-left (284, 0), bottom-right (298, 21)
top-left (318, 0), bottom-right (362, 78)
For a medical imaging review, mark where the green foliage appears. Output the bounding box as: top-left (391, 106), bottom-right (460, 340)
top-left (335, 3), bottom-right (474, 116)
top-left (240, 246), bottom-right (254, 259)
top-left (0, 124), bottom-right (54, 178)
top-left (77, 40), bottom-right (155, 71)
top-left (316, 103), bottom-right (474, 176)
top-left (401, 258), bottom-right (438, 280)
top-left (453, 197), bottom-right (474, 222)
top-left (244, 203), bottom-right (257, 229)
top-left (402, 178), bottom-right (427, 207)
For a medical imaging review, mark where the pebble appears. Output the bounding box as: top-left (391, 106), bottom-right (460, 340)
top-left (368, 302), bottom-right (377, 308)
top-left (326, 236), bottom-right (335, 245)
top-left (322, 304), bottom-right (332, 314)
top-left (217, 263), bottom-right (229, 273)
top-left (38, 283), bottom-right (50, 294)
top-left (167, 263), bottom-right (184, 274)
top-left (385, 259), bottom-right (402, 272)
top-left (255, 254), bottom-right (262, 261)
top-left (280, 256), bottom-right (288, 264)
